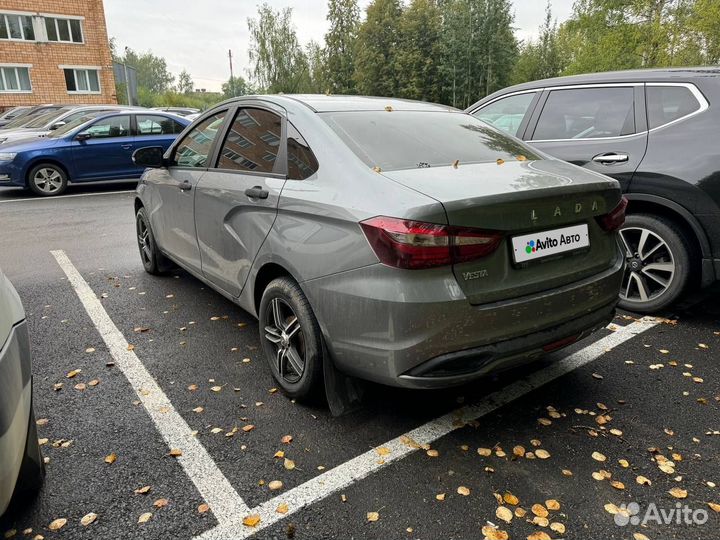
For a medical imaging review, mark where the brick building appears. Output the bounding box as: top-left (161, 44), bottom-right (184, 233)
top-left (0, 0), bottom-right (116, 108)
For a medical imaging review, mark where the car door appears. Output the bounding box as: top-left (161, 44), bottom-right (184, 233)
top-left (133, 113), bottom-right (186, 175)
top-left (524, 85), bottom-right (648, 192)
top-left (194, 105), bottom-right (287, 297)
top-left (71, 115), bottom-right (135, 180)
top-left (151, 110), bottom-right (228, 274)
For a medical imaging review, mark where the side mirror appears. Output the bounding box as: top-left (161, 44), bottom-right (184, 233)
top-left (76, 132), bottom-right (92, 141)
top-left (50, 121), bottom-right (66, 130)
top-left (133, 146), bottom-right (165, 168)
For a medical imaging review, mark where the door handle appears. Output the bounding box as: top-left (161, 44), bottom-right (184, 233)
top-left (245, 186), bottom-right (269, 199)
top-left (121, 144), bottom-right (133, 150)
top-left (592, 152), bottom-right (629, 164)
top-left (178, 180), bottom-right (192, 191)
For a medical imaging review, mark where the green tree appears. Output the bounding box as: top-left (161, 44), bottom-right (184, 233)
top-left (395, 0), bottom-right (443, 101)
top-left (324, 0), bottom-right (361, 94)
top-left (176, 69), bottom-right (194, 94)
top-left (691, 0), bottom-right (720, 64)
top-left (306, 40), bottom-right (328, 93)
top-left (221, 76), bottom-right (249, 99)
top-left (512, 1), bottom-right (564, 84)
top-left (120, 48), bottom-right (175, 93)
top-left (247, 3), bottom-right (310, 93)
top-left (439, 0), bottom-right (517, 108)
top-left (354, 0), bottom-right (403, 97)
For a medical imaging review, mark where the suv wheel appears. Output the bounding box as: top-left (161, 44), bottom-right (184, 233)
top-left (136, 207), bottom-right (173, 275)
top-left (618, 213), bottom-right (692, 313)
top-left (15, 404), bottom-right (45, 496)
top-left (259, 277), bottom-right (324, 400)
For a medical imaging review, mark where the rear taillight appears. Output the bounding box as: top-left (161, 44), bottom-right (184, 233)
top-left (360, 216), bottom-right (502, 270)
top-left (597, 197), bottom-right (628, 232)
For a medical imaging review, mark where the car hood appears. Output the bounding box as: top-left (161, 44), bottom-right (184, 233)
top-left (0, 137), bottom-right (64, 152)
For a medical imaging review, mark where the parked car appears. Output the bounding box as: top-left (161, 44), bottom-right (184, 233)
top-left (151, 107), bottom-right (200, 117)
top-left (0, 267), bottom-right (43, 516)
top-left (0, 110), bottom-right (189, 196)
top-left (0, 105), bottom-right (66, 131)
top-left (467, 67), bottom-right (720, 313)
top-left (0, 105), bottom-right (140, 146)
top-left (133, 95), bottom-right (625, 400)
top-left (0, 106), bottom-right (32, 129)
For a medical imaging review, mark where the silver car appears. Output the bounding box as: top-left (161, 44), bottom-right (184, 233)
top-left (133, 95), bottom-right (625, 399)
top-left (0, 268), bottom-right (43, 515)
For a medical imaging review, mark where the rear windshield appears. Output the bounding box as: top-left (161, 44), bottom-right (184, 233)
top-left (322, 111), bottom-right (539, 171)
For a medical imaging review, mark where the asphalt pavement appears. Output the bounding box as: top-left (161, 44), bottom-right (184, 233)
top-left (0, 184), bottom-right (718, 540)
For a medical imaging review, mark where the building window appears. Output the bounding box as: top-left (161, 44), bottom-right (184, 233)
top-left (0, 13), bottom-right (35, 41)
top-left (63, 68), bottom-right (100, 94)
top-left (45, 17), bottom-right (83, 43)
top-left (0, 66), bottom-right (32, 93)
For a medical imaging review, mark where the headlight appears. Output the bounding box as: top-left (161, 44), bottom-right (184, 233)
top-left (0, 152), bottom-right (17, 161)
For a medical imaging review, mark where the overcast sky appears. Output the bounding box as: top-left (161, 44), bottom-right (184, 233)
top-left (104, 0), bottom-right (575, 92)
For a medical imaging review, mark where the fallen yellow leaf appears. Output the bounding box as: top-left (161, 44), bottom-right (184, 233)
top-left (48, 518), bottom-right (67, 531)
top-left (457, 486), bottom-right (470, 496)
top-left (545, 499), bottom-right (560, 511)
top-left (198, 503), bottom-right (210, 513)
top-left (276, 503), bottom-right (289, 514)
top-left (104, 453), bottom-right (117, 464)
top-left (367, 511), bottom-right (379, 522)
top-left (138, 512), bottom-right (152, 524)
top-left (283, 458), bottom-right (295, 470)
top-left (242, 514), bottom-right (261, 527)
top-left (531, 504), bottom-right (548, 518)
top-left (669, 487), bottom-right (688, 499)
top-left (496, 506), bottom-right (513, 523)
top-left (80, 513), bottom-right (97, 526)
top-left (153, 498), bottom-right (169, 508)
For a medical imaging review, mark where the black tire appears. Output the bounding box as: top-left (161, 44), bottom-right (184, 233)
top-left (136, 207), bottom-right (173, 275)
top-left (27, 163), bottom-right (68, 197)
top-left (15, 404), bottom-right (44, 496)
top-left (618, 213), bottom-right (693, 313)
top-left (258, 277), bottom-right (324, 400)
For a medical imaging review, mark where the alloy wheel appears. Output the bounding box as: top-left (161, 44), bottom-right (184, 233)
top-left (619, 226), bottom-right (676, 304)
top-left (33, 167), bottom-right (63, 194)
top-left (137, 215), bottom-right (153, 266)
top-left (264, 298), bottom-right (305, 383)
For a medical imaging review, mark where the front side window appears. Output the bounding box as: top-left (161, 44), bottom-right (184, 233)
top-left (174, 112), bottom-right (227, 168)
top-left (217, 108), bottom-right (282, 174)
top-left (0, 66), bottom-right (31, 92)
top-left (64, 68), bottom-right (100, 93)
top-left (473, 92), bottom-right (537, 137)
top-left (287, 123), bottom-right (319, 180)
top-left (80, 116), bottom-right (130, 139)
top-left (45, 17), bottom-right (83, 43)
top-left (0, 13), bottom-right (35, 41)
top-left (136, 114), bottom-right (185, 136)
top-left (532, 87), bottom-right (636, 140)
top-left (646, 85), bottom-right (702, 130)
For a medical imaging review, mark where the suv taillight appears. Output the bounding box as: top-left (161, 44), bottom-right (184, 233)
top-left (597, 197), bottom-right (628, 232)
top-left (360, 216), bottom-right (502, 270)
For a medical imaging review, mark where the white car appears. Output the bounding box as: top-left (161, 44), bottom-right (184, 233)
top-left (0, 105), bottom-right (138, 146)
top-left (0, 267), bottom-right (43, 515)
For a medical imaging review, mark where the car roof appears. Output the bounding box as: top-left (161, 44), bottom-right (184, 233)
top-left (470, 67), bottom-right (720, 109)
top-left (218, 94), bottom-right (460, 113)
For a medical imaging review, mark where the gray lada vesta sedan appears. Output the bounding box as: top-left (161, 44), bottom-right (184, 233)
top-left (132, 95), bottom-right (626, 400)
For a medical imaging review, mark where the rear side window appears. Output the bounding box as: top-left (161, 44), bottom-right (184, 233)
top-left (217, 108), bottom-right (282, 174)
top-left (174, 112), bottom-right (226, 168)
top-left (323, 111), bottom-right (538, 171)
top-left (473, 92), bottom-right (536, 136)
top-left (136, 114), bottom-right (185, 135)
top-left (646, 86), bottom-right (702, 129)
top-left (287, 123), bottom-right (318, 180)
top-left (532, 87), bottom-right (636, 140)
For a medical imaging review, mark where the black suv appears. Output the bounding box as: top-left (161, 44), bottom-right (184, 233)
top-left (468, 67), bottom-right (720, 313)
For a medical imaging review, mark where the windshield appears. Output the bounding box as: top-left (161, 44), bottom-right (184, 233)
top-left (24, 109), bottom-right (72, 129)
top-left (4, 112), bottom-right (44, 129)
top-left (322, 111), bottom-right (540, 171)
top-left (48, 111), bottom-right (109, 138)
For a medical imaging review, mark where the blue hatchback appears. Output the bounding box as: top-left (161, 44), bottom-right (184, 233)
top-left (0, 110), bottom-right (190, 196)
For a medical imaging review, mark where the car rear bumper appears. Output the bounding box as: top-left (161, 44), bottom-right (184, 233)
top-left (302, 248), bottom-right (624, 389)
top-left (0, 321), bottom-right (32, 515)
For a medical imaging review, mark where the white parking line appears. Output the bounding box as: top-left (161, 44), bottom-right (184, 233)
top-left (50, 250), bottom-right (251, 523)
top-left (0, 190), bottom-right (134, 204)
top-left (198, 316), bottom-right (659, 540)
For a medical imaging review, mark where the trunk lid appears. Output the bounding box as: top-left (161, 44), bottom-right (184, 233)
top-left (381, 159), bottom-right (622, 305)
